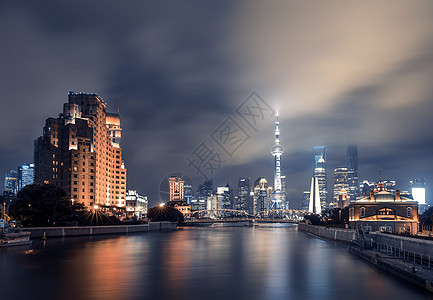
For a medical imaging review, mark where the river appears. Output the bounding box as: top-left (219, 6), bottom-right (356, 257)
top-left (0, 225), bottom-right (431, 300)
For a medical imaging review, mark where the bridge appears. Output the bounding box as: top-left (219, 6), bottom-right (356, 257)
top-left (183, 209), bottom-right (311, 225)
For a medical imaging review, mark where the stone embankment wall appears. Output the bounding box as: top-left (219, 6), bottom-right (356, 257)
top-left (298, 223), bottom-right (356, 243)
top-left (22, 222), bottom-right (177, 238)
top-left (367, 232), bottom-right (433, 257)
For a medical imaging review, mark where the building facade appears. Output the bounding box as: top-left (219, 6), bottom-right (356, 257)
top-left (17, 163), bottom-right (35, 192)
top-left (236, 177), bottom-right (251, 213)
top-left (349, 183), bottom-right (419, 234)
top-left (169, 176), bottom-right (185, 202)
top-left (333, 167), bottom-right (348, 203)
top-left (34, 92), bottom-right (127, 212)
top-left (125, 190), bottom-right (148, 219)
top-left (253, 177), bottom-right (273, 215)
top-left (346, 144), bottom-right (358, 202)
top-left (4, 170), bottom-right (18, 196)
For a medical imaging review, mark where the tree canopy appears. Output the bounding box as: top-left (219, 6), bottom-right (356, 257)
top-left (9, 183), bottom-right (87, 227)
top-left (148, 205), bottom-right (184, 225)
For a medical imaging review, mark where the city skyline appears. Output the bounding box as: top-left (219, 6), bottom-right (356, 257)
top-left (1, 1), bottom-right (433, 209)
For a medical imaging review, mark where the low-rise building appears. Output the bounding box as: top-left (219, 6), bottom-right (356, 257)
top-left (349, 182), bottom-right (419, 234)
top-left (125, 190), bottom-right (148, 219)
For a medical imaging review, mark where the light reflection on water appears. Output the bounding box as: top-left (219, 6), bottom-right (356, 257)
top-left (0, 225), bottom-right (431, 300)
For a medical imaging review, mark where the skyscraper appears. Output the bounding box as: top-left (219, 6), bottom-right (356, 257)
top-left (333, 167), bottom-right (348, 203)
top-left (4, 170), bottom-right (18, 195)
top-left (184, 184), bottom-right (193, 204)
top-left (346, 144), bottom-right (358, 202)
top-left (271, 112), bottom-right (284, 209)
top-left (217, 183), bottom-right (232, 209)
top-left (236, 177), bottom-right (251, 213)
top-left (17, 163), bottom-right (35, 192)
top-left (169, 176), bottom-right (185, 202)
top-left (313, 146), bottom-right (327, 208)
top-left (34, 92), bottom-right (127, 212)
top-left (309, 177), bottom-right (321, 214)
top-left (253, 177), bottom-right (273, 214)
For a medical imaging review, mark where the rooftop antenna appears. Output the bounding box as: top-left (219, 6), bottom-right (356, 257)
top-left (378, 169), bottom-right (382, 182)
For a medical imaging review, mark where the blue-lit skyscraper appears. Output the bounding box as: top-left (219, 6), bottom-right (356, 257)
top-left (4, 170), bottom-right (18, 195)
top-left (346, 144), bottom-right (359, 202)
top-left (313, 146), bottom-right (327, 208)
top-left (18, 163), bottom-right (35, 192)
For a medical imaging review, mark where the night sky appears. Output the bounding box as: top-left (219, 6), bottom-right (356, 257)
top-left (1, 1), bottom-right (433, 208)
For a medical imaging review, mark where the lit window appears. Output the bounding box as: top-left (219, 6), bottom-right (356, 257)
top-left (407, 207), bottom-right (412, 218)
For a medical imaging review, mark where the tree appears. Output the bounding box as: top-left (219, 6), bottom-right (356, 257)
top-left (9, 183), bottom-right (87, 227)
top-left (148, 205), bottom-right (184, 225)
top-left (420, 207), bottom-right (433, 227)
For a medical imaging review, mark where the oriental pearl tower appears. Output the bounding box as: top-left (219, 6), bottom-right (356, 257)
top-left (271, 112), bottom-right (285, 209)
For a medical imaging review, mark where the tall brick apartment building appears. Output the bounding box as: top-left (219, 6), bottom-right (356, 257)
top-left (34, 92), bottom-right (127, 214)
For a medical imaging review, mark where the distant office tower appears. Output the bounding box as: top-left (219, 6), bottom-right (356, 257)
top-left (207, 194), bottom-right (223, 210)
top-left (271, 112), bottom-right (284, 209)
top-left (302, 191), bottom-right (310, 211)
top-left (346, 145), bottom-right (358, 202)
top-left (169, 176), bottom-right (185, 202)
top-left (410, 178), bottom-right (425, 204)
top-left (236, 177), bottom-right (251, 213)
top-left (4, 170), bottom-right (18, 195)
top-left (197, 179), bottom-right (213, 201)
top-left (253, 177), bottom-right (273, 215)
top-left (125, 190), bottom-right (148, 219)
top-left (184, 184), bottom-right (193, 204)
top-left (309, 177), bottom-right (321, 214)
top-left (281, 175), bottom-right (288, 209)
top-left (17, 163), bottom-right (35, 192)
top-left (313, 146), bottom-right (327, 208)
top-left (360, 180), bottom-right (374, 197)
top-left (34, 92), bottom-right (127, 211)
top-left (337, 190), bottom-right (348, 208)
top-left (333, 167), bottom-right (348, 203)
top-left (217, 183), bottom-right (232, 209)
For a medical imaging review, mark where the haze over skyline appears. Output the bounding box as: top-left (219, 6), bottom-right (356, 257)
top-left (1, 1), bottom-right (433, 208)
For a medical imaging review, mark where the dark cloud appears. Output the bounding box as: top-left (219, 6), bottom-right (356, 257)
top-left (1, 1), bottom-right (433, 208)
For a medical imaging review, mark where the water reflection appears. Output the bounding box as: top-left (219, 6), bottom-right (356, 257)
top-left (0, 226), bottom-right (431, 300)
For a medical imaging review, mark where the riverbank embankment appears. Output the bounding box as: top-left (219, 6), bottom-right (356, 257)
top-left (20, 222), bottom-right (177, 238)
top-left (297, 223), bottom-right (356, 243)
top-left (299, 223), bottom-right (433, 293)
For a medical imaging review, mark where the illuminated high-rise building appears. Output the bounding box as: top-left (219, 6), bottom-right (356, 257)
top-left (301, 191), bottom-right (310, 211)
top-left (313, 146), bottom-right (327, 208)
top-left (169, 176), bottom-right (185, 202)
top-left (4, 170), bottom-right (18, 195)
top-left (217, 183), bottom-right (232, 209)
top-left (17, 163), bottom-right (35, 192)
top-left (253, 177), bottom-right (273, 215)
top-left (346, 144), bottom-right (358, 202)
top-left (333, 167), bottom-right (348, 203)
top-left (184, 184), bottom-right (193, 204)
top-left (271, 112), bottom-right (284, 209)
top-left (236, 177), bottom-right (251, 213)
top-left (34, 92), bottom-right (127, 212)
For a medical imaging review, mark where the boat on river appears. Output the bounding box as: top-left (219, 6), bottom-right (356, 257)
top-left (1, 225), bottom-right (32, 247)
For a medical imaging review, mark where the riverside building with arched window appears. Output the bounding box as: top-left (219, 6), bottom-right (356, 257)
top-left (348, 182), bottom-right (419, 234)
